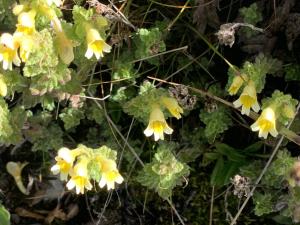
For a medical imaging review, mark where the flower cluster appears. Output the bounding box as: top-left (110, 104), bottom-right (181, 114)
top-left (51, 145), bottom-right (123, 194)
top-left (144, 97), bottom-right (183, 141)
top-left (228, 75), bottom-right (297, 139)
top-left (0, 0), bottom-right (111, 71)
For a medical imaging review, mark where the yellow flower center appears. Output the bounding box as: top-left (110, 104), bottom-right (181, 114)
top-left (57, 160), bottom-right (71, 173)
top-left (151, 121), bottom-right (165, 133)
top-left (90, 40), bottom-right (105, 53)
top-left (105, 171), bottom-right (119, 182)
top-left (240, 95), bottom-right (255, 108)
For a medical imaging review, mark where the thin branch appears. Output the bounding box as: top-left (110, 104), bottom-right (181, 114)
top-left (229, 103), bottom-right (300, 225)
top-left (147, 76), bottom-right (300, 146)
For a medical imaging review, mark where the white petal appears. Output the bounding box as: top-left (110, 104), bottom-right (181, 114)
top-left (3, 61), bottom-right (9, 70)
top-left (154, 132), bottom-right (162, 141)
top-left (164, 126), bottom-right (173, 135)
top-left (250, 122), bottom-right (259, 131)
top-left (107, 181), bottom-right (115, 190)
top-left (85, 48), bottom-right (93, 59)
top-left (103, 43), bottom-right (112, 53)
top-left (116, 175), bottom-right (124, 184)
top-left (95, 52), bottom-right (100, 60)
top-left (66, 180), bottom-right (75, 190)
top-left (269, 129), bottom-right (278, 137)
top-left (233, 99), bottom-right (242, 108)
top-left (259, 130), bottom-right (267, 139)
top-left (144, 127), bottom-right (153, 137)
top-left (50, 165), bottom-right (60, 174)
top-left (241, 106), bottom-right (250, 115)
top-left (99, 177), bottom-right (106, 188)
top-left (252, 102), bottom-right (260, 112)
top-left (60, 172), bottom-right (68, 181)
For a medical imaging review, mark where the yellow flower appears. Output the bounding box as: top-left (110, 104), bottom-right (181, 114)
top-left (50, 147), bottom-right (80, 181)
top-left (85, 28), bottom-right (111, 60)
top-left (66, 158), bottom-right (92, 194)
top-left (251, 107), bottom-right (278, 139)
top-left (233, 81), bottom-right (260, 115)
top-left (52, 17), bottom-right (74, 64)
top-left (228, 74), bottom-right (247, 95)
top-left (98, 157), bottom-right (117, 172)
top-left (99, 170), bottom-right (124, 190)
top-left (161, 97), bottom-right (183, 119)
top-left (0, 33), bottom-right (21, 70)
top-left (16, 10), bottom-right (36, 35)
top-left (14, 32), bottom-right (34, 62)
top-left (144, 106), bottom-right (173, 141)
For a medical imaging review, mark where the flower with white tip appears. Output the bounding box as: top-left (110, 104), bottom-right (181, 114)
top-left (161, 97), bottom-right (183, 119)
top-left (51, 17), bottom-right (74, 64)
top-left (0, 33), bottom-right (21, 70)
top-left (233, 81), bottom-right (260, 115)
top-left (228, 74), bottom-right (247, 95)
top-left (16, 10), bottom-right (36, 35)
top-left (50, 147), bottom-right (81, 181)
top-left (99, 170), bottom-right (124, 190)
top-left (66, 157), bottom-right (92, 194)
top-left (251, 107), bottom-right (278, 139)
top-left (144, 105), bottom-right (173, 141)
top-left (85, 28), bottom-right (111, 60)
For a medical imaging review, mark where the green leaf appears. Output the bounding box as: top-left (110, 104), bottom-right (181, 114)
top-left (137, 145), bottom-right (189, 199)
top-left (199, 105), bottom-right (232, 143)
top-left (0, 204), bottom-right (10, 225)
top-left (59, 107), bottom-right (85, 130)
top-left (253, 192), bottom-right (274, 216)
top-left (242, 141), bottom-right (263, 153)
top-left (210, 156), bottom-right (224, 186)
top-left (133, 28), bottom-right (166, 66)
top-left (215, 143), bottom-right (245, 162)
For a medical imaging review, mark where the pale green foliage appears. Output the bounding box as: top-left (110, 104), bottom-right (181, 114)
top-left (72, 6), bottom-right (94, 40)
top-left (242, 150), bottom-right (297, 219)
top-left (241, 54), bottom-right (281, 93)
top-left (240, 3), bottom-right (262, 37)
top-left (0, 98), bottom-right (13, 142)
top-left (263, 149), bottom-right (295, 188)
top-left (24, 30), bottom-right (59, 77)
top-left (134, 28), bottom-right (166, 65)
top-left (199, 105), bottom-right (232, 143)
top-left (123, 88), bottom-right (168, 123)
top-left (88, 145), bottom-right (117, 181)
top-left (59, 107), bottom-right (85, 130)
top-left (112, 57), bottom-right (136, 80)
top-left (2, 70), bottom-right (27, 94)
top-left (137, 144), bottom-right (189, 199)
top-left (262, 90), bottom-right (298, 125)
top-left (253, 193), bottom-right (274, 216)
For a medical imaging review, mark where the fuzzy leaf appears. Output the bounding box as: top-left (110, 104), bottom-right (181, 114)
top-left (137, 145), bottom-right (189, 199)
